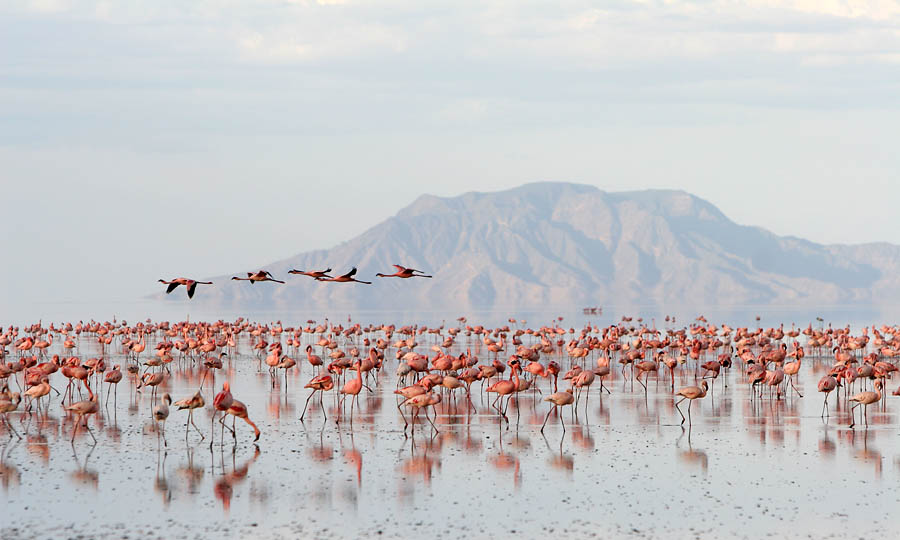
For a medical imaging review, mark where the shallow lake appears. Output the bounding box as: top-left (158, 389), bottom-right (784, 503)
top-left (2, 313), bottom-right (899, 539)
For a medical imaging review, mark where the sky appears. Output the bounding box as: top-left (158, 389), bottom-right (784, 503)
top-left (1, 0), bottom-right (899, 316)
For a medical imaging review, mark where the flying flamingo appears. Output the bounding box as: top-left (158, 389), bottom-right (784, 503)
top-left (318, 268), bottom-right (371, 285)
top-left (674, 381), bottom-right (708, 426)
top-left (375, 265), bottom-right (433, 279)
top-left (231, 270), bottom-right (285, 284)
top-left (289, 268), bottom-right (333, 279)
top-left (158, 278), bottom-right (213, 299)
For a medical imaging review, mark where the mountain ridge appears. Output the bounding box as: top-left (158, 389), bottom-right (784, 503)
top-left (163, 182), bottom-right (900, 309)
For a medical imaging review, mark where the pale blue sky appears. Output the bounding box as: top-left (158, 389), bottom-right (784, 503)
top-left (2, 1), bottom-right (899, 315)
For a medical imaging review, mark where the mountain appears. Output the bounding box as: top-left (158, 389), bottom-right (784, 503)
top-left (168, 182), bottom-right (900, 310)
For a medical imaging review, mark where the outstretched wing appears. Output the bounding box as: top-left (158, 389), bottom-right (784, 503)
top-left (187, 282), bottom-right (198, 299)
top-left (392, 264), bottom-right (406, 272)
top-left (166, 282), bottom-right (179, 294)
top-left (342, 268), bottom-right (358, 279)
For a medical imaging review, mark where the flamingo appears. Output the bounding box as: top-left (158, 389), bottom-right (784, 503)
top-left (289, 268), bottom-right (333, 279)
top-left (674, 381), bottom-right (708, 426)
top-left (0, 393), bottom-right (22, 439)
top-left (337, 360), bottom-right (365, 425)
top-left (231, 270), bottom-right (285, 284)
top-left (225, 398), bottom-right (261, 442)
top-left (817, 375), bottom-right (837, 417)
top-left (153, 393), bottom-right (171, 447)
top-left (104, 364), bottom-right (122, 407)
top-left (66, 379), bottom-right (99, 443)
top-left (137, 372), bottom-right (165, 402)
top-left (783, 356), bottom-right (803, 397)
top-left (211, 382), bottom-right (234, 446)
top-left (300, 374), bottom-right (334, 422)
top-left (399, 392), bottom-right (442, 434)
top-left (158, 278), bottom-right (213, 298)
top-left (849, 380), bottom-right (883, 428)
top-left (305, 345), bottom-right (323, 371)
top-left (173, 391), bottom-right (206, 440)
top-left (486, 359), bottom-right (521, 426)
top-left (23, 376), bottom-right (51, 415)
top-left (541, 388), bottom-right (574, 433)
top-left (318, 268), bottom-right (372, 285)
top-left (375, 265), bottom-right (433, 279)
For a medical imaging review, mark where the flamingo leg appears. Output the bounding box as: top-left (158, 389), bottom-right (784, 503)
top-left (674, 397), bottom-right (685, 424)
top-left (336, 396), bottom-right (346, 424)
top-left (4, 415), bottom-right (21, 439)
top-left (541, 406), bottom-right (554, 433)
top-left (209, 411), bottom-right (216, 448)
top-left (300, 391), bottom-right (314, 422)
top-left (425, 406), bottom-right (438, 432)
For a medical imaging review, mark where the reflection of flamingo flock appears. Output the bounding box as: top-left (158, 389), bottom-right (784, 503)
top-left (2, 315), bottom-right (900, 451)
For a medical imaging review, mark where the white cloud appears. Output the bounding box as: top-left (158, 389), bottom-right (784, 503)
top-left (236, 21), bottom-right (408, 62)
top-left (6, 1), bottom-right (900, 67)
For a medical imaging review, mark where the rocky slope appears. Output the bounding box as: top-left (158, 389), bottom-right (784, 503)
top-left (167, 182), bottom-right (900, 310)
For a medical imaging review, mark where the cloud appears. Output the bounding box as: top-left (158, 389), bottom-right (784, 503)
top-left (236, 21), bottom-right (408, 63)
top-left (6, 1), bottom-right (900, 68)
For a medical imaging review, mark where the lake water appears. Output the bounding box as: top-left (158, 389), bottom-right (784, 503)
top-left (2, 310), bottom-right (899, 539)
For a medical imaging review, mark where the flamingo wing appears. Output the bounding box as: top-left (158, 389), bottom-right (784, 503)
top-left (166, 282), bottom-right (179, 294)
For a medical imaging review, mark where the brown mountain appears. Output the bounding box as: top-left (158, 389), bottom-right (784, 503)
top-left (171, 182), bottom-right (900, 309)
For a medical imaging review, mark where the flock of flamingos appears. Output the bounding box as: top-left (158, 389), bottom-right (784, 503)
top-left (2, 281), bottom-right (900, 450)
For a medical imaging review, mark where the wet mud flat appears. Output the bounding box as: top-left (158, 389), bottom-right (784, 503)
top-left (3, 328), bottom-right (900, 539)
